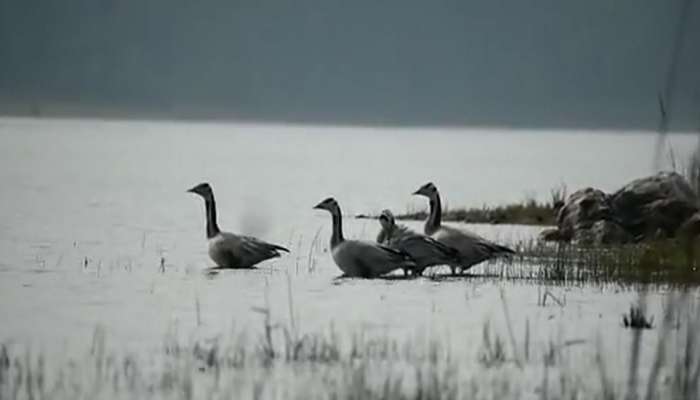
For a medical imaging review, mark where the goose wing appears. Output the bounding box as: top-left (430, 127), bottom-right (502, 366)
top-left (238, 235), bottom-right (289, 265)
top-left (213, 232), bottom-right (288, 268)
top-left (433, 226), bottom-right (513, 269)
top-left (397, 234), bottom-right (461, 265)
top-left (386, 224), bottom-right (460, 269)
top-left (473, 240), bottom-right (515, 256)
top-left (334, 240), bottom-right (415, 278)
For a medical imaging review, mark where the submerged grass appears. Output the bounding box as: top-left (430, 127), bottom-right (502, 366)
top-left (497, 238), bottom-right (700, 286)
top-left (2, 292), bottom-right (699, 400)
top-left (369, 236), bottom-right (699, 287)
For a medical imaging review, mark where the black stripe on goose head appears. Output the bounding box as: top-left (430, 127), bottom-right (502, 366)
top-left (187, 182), bottom-right (213, 199)
top-left (313, 197), bottom-right (340, 214)
top-left (412, 182), bottom-right (438, 198)
top-left (378, 209), bottom-right (395, 229)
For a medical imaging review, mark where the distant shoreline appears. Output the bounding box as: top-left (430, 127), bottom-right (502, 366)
top-left (355, 199), bottom-right (558, 226)
top-left (2, 110), bottom-right (698, 134)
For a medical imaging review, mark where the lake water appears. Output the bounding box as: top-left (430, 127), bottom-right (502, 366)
top-left (0, 117), bottom-right (698, 376)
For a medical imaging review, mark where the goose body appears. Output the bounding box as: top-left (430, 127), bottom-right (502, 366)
top-left (208, 232), bottom-right (289, 269)
top-left (314, 198), bottom-right (415, 278)
top-left (377, 209), bottom-right (460, 275)
top-left (413, 182), bottom-right (515, 275)
top-left (188, 183), bottom-right (289, 268)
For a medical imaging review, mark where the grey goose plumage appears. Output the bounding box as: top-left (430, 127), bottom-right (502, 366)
top-left (377, 209), bottom-right (461, 276)
top-left (188, 183), bottom-right (289, 268)
top-left (314, 198), bottom-right (416, 278)
top-left (413, 182), bottom-right (515, 275)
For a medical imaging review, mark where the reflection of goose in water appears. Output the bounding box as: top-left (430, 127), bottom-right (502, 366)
top-left (313, 197), bottom-right (415, 278)
top-left (413, 182), bottom-right (515, 275)
top-left (376, 209), bottom-right (461, 276)
top-left (188, 183), bottom-right (288, 268)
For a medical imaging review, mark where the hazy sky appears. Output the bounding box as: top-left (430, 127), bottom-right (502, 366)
top-left (0, 0), bottom-right (698, 130)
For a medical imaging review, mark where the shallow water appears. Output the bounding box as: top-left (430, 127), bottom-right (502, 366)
top-left (0, 117), bottom-right (697, 362)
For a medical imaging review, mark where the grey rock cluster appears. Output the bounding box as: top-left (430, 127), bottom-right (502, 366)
top-left (540, 172), bottom-right (699, 245)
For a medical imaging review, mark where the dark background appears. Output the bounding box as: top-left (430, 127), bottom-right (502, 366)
top-left (1, 0), bottom-right (699, 130)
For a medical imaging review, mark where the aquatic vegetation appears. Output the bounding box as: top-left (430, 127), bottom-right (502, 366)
top-left (623, 306), bottom-right (654, 330)
top-left (505, 238), bottom-right (700, 286)
top-left (1, 293), bottom-right (699, 400)
top-left (478, 321), bottom-right (506, 368)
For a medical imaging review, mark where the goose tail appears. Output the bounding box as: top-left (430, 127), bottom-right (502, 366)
top-left (379, 244), bottom-right (417, 267)
top-left (479, 242), bottom-right (516, 256)
top-left (493, 243), bottom-right (515, 255)
top-left (271, 243), bottom-right (290, 253)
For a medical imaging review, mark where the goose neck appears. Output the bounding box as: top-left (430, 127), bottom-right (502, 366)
top-left (204, 195), bottom-right (221, 239)
top-left (425, 194), bottom-right (442, 235)
top-left (330, 208), bottom-right (344, 247)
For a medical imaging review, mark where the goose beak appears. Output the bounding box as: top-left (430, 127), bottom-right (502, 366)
top-left (312, 203), bottom-right (324, 210)
top-left (412, 189), bottom-right (421, 196)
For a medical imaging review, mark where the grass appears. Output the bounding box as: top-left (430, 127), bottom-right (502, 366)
top-left (356, 184), bottom-right (567, 225)
top-left (2, 292), bottom-right (699, 400)
top-left (340, 234), bottom-right (700, 286)
top-left (357, 198), bottom-right (558, 226)
top-left (623, 306), bottom-right (654, 330)
top-left (6, 239), bottom-right (700, 399)
top-left (356, 184), bottom-right (566, 226)
top-left (501, 237), bottom-right (700, 286)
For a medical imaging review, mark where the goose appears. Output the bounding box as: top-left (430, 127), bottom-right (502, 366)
top-left (188, 183), bottom-right (289, 268)
top-left (412, 182), bottom-right (515, 275)
top-left (377, 209), bottom-right (461, 276)
top-left (313, 197), bottom-right (416, 278)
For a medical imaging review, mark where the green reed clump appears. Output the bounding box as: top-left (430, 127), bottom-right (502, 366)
top-left (509, 238), bottom-right (700, 286)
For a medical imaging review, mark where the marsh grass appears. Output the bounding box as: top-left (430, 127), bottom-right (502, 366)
top-left (2, 292), bottom-right (699, 400)
top-left (503, 238), bottom-right (700, 286)
top-left (369, 236), bottom-right (698, 286)
top-left (356, 196), bottom-right (559, 226)
top-left (623, 307), bottom-right (654, 330)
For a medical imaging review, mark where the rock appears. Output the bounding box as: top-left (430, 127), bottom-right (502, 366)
top-left (554, 172), bottom-right (699, 245)
top-left (573, 220), bottom-right (632, 245)
top-left (610, 172), bottom-right (698, 240)
top-left (556, 188), bottom-right (613, 241)
top-left (678, 212), bottom-right (700, 239)
top-left (539, 228), bottom-right (563, 242)
top-left (677, 212), bottom-right (700, 264)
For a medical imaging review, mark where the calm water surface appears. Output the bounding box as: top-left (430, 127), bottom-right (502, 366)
top-left (0, 117), bottom-right (696, 360)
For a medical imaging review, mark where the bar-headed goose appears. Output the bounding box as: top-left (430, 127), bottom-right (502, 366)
top-left (413, 182), bottom-right (515, 275)
top-left (188, 183), bottom-right (289, 268)
top-left (313, 198), bottom-right (416, 278)
top-left (377, 209), bottom-right (460, 276)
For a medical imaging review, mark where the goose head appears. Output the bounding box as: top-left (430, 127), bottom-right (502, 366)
top-left (313, 197), bottom-right (340, 215)
top-left (187, 182), bottom-right (213, 199)
top-left (378, 209), bottom-right (395, 230)
top-left (413, 182), bottom-right (438, 199)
